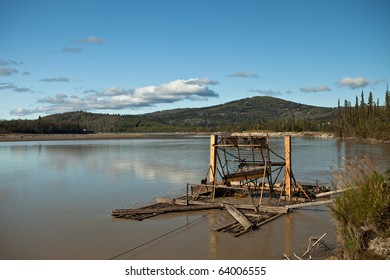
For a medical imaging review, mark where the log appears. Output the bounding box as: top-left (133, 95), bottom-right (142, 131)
top-left (314, 189), bottom-right (347, 198)
top-left (302, 233), bottom-right (327, 257)
top-left (230, 204), bottom-right (289, 213)
top-left (214, 221), bottom-right (239, 232)
top-left (293, 253), bottom-right (302, 260)
top-left (286, 199), bottom-right (333, 209)
top-left (255, 213), bottom-right (285, 227)
top-left (112, 203), bottom-right (223, 216)
top-left (156, 198), bottom-right (289, 213)
top-left (225, 204), bottom-right (253, 230)
top-left (156, 197), bottom-right (222, 207)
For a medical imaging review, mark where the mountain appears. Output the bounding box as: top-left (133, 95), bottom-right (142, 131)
top-left (1, 96), bottom-right (337, 133)
top-left (141, 96), bottom-right (335, 127)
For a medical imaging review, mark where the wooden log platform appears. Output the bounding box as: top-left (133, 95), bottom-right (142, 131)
top-left (112, 202), bottom-right (224, 221)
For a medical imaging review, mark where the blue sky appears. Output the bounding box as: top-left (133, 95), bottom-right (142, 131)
top-left (1, 0), bottom-right (389, 120)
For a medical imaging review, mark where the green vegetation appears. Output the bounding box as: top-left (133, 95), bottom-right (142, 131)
top-left (330, 158), bottom-right (390, 259)
top-left (0, 96), bottom-right (336, 134)
top-left (336, 90), bottom-right (390, 141)
top-left (0, 91), bottom-right (389, 142)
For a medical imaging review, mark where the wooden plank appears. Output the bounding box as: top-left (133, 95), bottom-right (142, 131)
top-left (223, 168), bottom-right (268, 182)
top-left (286, 199), bottom-right (332, 209)
top-left (225, 204), bottom-right (253, 230)
top-left (315, 189), bottom-right (348, 198)
top-left (155, 197), bottom-right (219, 206)
top-left (255, 213), bottom-right (285, 227)
top-left (112, 203), bottom-right (223, 216)
top-left (214, 221), bottom-right (239, 232)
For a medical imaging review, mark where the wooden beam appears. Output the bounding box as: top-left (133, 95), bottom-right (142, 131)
top-left (286, 199), bottom-right (332, 209)
top-left (222, 168), bottom-right (269, 182)
top-left (284, 135), bottom-right (292, 199)
top-left (315, 189), bottom-right (348, 198)
top-left (209, 134), bottom-right (217, 185)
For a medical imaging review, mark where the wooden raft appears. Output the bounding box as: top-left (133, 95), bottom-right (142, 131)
top-left (112, 200), bottom-right (224, 221)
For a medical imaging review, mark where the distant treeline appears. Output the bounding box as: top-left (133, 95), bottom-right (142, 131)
top-left (0, 91), bottom-right (389, 141)
top-left (335, 90), bottom-right (390, 141)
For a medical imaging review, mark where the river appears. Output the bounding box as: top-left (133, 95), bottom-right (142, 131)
top-left (0, 136), bottom-right (389, 259)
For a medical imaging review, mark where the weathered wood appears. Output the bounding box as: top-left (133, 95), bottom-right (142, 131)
top-left (286, 199), bottom-right (332, 209)
top-left (223, 223), bottom-right (241, 233)
top-left (225, 204), bottom-right (253, 230)
top-left (257, 205), bottom-right (290, 214)
top-left (302, 233), bottom-right (327, 257)
top-left (284, 135), bottom-right (292, 199)
top-left (293, 253), bottom-right (302, 260)
top-left (234, 204), bottom-right (289, 214)
top-left (223, 168), bottom-right (269, 182)
top-left (214, 221), bottom-right (239, 232)
top-left (156, 197), bottom-right (218, 206)
top-left (209, 135), bottom-right (217, 185)
top-left (156, 198), bottom-right (289, 214)
top-left (315, 189), bottom-right (347, 198)
top-left (112, 203), bottom-right (223, 216)
top-left (255, 213), bottom-right (285, 227)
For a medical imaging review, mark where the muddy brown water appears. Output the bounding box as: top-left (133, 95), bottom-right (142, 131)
top-left (1, 136), bottom-right (389, 259)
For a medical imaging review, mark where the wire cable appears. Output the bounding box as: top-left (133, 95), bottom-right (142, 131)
top-left (109, 210), bottom-right (217, 260)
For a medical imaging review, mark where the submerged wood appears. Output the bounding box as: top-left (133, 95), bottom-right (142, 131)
top-left (255, 213), bottom-right (285, 227)
top-left (302, 233), bottom-right (327, 257)
top-left (214, 221), bottom-right (238, 232)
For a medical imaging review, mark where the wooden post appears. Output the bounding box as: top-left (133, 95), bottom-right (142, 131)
top-left (284, 135), bottom-right (292, 200)
top-left (209, 135), bottom-right (217, 185)
top-left (209, 135), bottom-right (218, 202)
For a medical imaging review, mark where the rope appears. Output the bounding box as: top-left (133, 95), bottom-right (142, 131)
top-left (109, 210), bottom-right (218, 260)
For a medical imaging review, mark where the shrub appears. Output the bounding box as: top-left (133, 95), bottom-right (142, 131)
top-left (330, 158), bottom-right (390, 259)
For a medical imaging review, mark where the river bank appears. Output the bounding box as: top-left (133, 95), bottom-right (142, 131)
top-left (0, 132), bottom-right (208, 142)
top-left (2, 131), bottom-right (389, 145)
top-left (0, 131), bottom-right (335, 142)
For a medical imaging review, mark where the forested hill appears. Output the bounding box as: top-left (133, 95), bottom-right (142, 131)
top-left (0, 96), bottom-right (337, 133)
top-left (142, 96), bottom-right (335, 127)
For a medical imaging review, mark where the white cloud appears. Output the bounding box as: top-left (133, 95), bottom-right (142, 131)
top-left (10, 78), bottom-right (219, 116)
top-left (299, 85), bottom-right (331, 93)
top-left (185, 77), bottom-right (219, 85)
top-left (228, 71), bottom-right (259, 78)
top-left (40, 77), bottom-right (70, 82)
top-left (336, 77), bottom-right (369, 89)
top-left (10, 108), bottom-right (35, 116)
